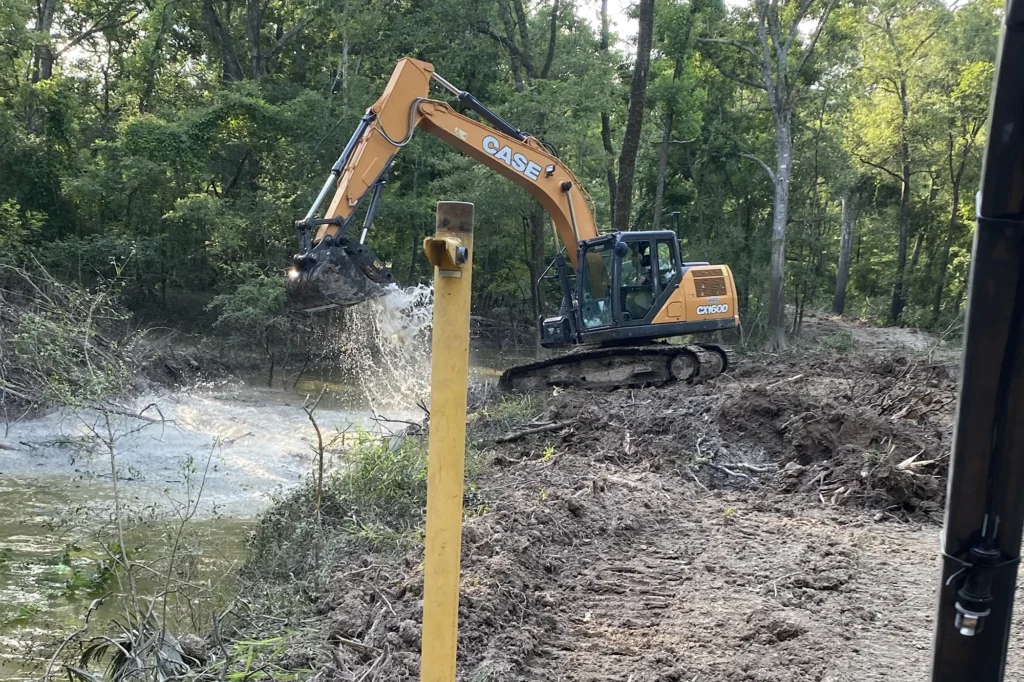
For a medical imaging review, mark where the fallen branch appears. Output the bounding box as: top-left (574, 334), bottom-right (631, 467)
top-left (766, 374), bottom-right (805, 390)
top-left (684, 466), bottom-right (711, 493)
top-left (708, 462), bottom-right (754, 481)
top-left (496, 421), bottom-right (572, 443)
top-left (100, 403), bottom-right (171, 424)
top-left (335, 634), bottom-right (381, 654)
top-left (727, 461), bottom-right (775, 473)
top-left (0, 384), bottom-right (32, 402)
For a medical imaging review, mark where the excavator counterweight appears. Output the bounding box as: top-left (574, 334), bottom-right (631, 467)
top-left (288, 58), bottom-right (740, 388)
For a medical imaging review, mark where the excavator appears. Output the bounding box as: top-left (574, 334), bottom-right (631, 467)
top-left (286, 57), bottom-right (738, 390)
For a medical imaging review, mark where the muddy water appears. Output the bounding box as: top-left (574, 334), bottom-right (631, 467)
top-left (0, 377), bottom-right (430, 678)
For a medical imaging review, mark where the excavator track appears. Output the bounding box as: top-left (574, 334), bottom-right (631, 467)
top-left (499, 344), bottom-right (733, 393)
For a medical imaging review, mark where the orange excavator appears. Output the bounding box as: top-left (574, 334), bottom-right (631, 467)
top-left (287, 58), bottom-right (738, 390)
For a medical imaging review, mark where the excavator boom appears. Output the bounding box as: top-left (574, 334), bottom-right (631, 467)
top-left (290, 58), bottom-right (597, 309)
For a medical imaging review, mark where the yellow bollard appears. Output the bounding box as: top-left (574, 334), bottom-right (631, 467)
top-left (420, 201), bottom-right (473, 682)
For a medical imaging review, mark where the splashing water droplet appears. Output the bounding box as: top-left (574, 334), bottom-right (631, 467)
top-left (334, 284), bottom-right (434, 413)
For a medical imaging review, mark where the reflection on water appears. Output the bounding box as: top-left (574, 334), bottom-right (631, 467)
top-left (0, 477), bottom-right (247, 679)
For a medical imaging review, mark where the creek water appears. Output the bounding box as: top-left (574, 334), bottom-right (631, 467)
top-left (0, 285), bottom-right (516, 678)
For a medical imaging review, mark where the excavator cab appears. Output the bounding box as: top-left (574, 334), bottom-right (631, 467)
top-left (577, 233), bottom-right (680, 328)
top-left (540, 230), bottom-right (732, 350)
top-left (540, 231), bottom-right (675, 346)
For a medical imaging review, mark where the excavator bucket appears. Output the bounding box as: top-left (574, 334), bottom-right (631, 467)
top-left (286, 237), bottom-right (395, 312)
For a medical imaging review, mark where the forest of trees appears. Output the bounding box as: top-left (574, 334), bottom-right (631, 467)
top-left (0, 0), bottom-right (1002, 349)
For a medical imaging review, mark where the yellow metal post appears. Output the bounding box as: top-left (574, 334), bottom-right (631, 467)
top-left (420, 201), bottom-right (474, 682)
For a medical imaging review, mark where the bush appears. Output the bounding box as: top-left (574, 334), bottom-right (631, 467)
top-left (0, 264), bottom-right (139, 410)
top-left (245, 431), bottom-right (428, 584)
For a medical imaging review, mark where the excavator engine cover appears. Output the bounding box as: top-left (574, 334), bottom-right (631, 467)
top-left (287, 236), bottom-right (395, 311)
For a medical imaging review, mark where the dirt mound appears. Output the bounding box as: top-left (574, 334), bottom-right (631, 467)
top-left (302, 437), bottom-right (882, 681)
top-left (275, 346), bottom-right (963, 681)
top-left (719, 356), bottom-right (953, 515)
top-left (490, 351), bottom-right (955, 517)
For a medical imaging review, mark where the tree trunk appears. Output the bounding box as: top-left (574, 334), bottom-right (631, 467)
top-left (833, 190), bottom-right (856, 314)
top-left (498, 0), bottom-right (525, 91)
top-left (909, 228), bottom-right (924, 274)
top-left (27, 0), bottom-right (58, 131)
top-left (612, 0), bottom-right (655, 231)
top-left (891, 157), bottom-right (911, 323)
top-left (685, 145), bottom-right (707, 249)
top-left (767, 117), bottom-right (791, 351)
top-left (204, 0), bottom-right (245, 82)
top-left (510, 0), bottom-right (534, 75)
top-left (652, 57), bottom-right (683, 232)
top-left (953, 280), bottom-right (966, 318)
top-left (140, 1), bottom-right (177, 113)
top-left (541, 0), bottom-right (559, 79)
top-left (740, 195), bottom-right (753, 317)
top-left (31, 0), bottom-right (58, 83)
top-left (792, 280), bottom-right (806, 335)
top-left (909, 174), bottom-right (940, 276)
top-left (246, 0), bottom-right (266, 77)
top-left (932, 178), bottom-right (960, 323)
top-left (890, 76), bottom-right (911, 324)
top-left (341, 23), bottom-right (349, 110)
top-left (599, 0), bottom-right (615, 224)
top-left (601, 115), bottom-right (617, 220)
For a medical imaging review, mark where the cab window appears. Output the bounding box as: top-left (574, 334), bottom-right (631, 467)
top-left (620, 241), bottom-right (655, 322)
top-left (657, 240), bottom-right (677, 290)
top-left (579, 244), bottom-right (614, 329)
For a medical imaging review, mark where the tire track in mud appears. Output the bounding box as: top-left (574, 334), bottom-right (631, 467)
top-left (512, 484), bottom-right (1019, 682)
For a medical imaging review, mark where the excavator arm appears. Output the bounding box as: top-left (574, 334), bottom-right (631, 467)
top-left (289, 58), bottom-right (597, 309)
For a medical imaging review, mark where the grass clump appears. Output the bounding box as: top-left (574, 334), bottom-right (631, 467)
top-left (478, 393), bottom-right (543, 430)
top-left (822, 329), bottom-right (856, 352)
top-left (245, 430), bottom-right (428, 585)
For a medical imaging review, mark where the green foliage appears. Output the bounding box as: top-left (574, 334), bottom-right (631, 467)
top-left (822, 329), bottom-right (855, 352)
top-left (0, 0), bottom-right (1003, 341)
top-left (246, 431), bottom-right (429, 582)
top-left (1, 605), bottom-right (41, 628)
top-left (0, 265), bottom-right (139, 409)
top-left (0, 199), bottom-right (44, 262)
top-left (209, 276), bottom-right (288, 337)
top-left (42, 543), bottom-right (121, 598)
top-left (478, 394), bottom-right (543, 431)
top-left (213, 635), bottom-right (312, 682)
top-left (330, 431), bottom-right (430, 532)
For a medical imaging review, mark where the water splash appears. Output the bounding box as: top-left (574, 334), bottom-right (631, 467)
top-left (335, 284), bottom-right (434, 413)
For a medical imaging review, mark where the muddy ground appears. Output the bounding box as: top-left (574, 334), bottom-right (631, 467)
top-left (279, 315), bottom-right (1024, 681)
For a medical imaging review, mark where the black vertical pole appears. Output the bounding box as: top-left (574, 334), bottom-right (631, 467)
top-left (931, 2), bottom-right (1024, 680)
